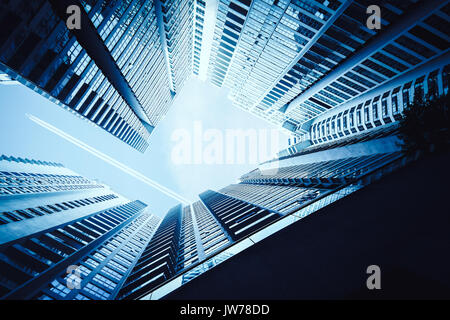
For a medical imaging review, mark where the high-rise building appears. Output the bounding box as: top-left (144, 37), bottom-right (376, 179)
top-left (199, 136), bottom-right (402, 240)
top-left (111, 127), bottom-right (405, 299)
top-left (117, 200), bottom-right (232, 299)
top-left (0, 73), bottom-right (18, 85)
top-left (0, 155), bottom-right (160, 300)
top-left (193, 0), bottom-right (206, 76)
top-left (158, 0), bottom-right (195, 91)
top-left (114, 126), bottom-right (409, 300)
top-left (208, 0), bottom-right (449, 140)
top-left (0, 0), bottom-right (203, 152)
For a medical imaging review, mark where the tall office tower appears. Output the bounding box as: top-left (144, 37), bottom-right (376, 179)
top-left (116, 128), bottom-right (407, 300)
top-left (199, 130), bottom-right (405, 240)
top-left (32, 210), bottom-right (160, 300)
top-left (207, 0), bottom-right (449, 140)
top-left (0, 0), bottom-right (203, 152)
top-left (158, 0), bottom-right (194, 91)
top-left (0, 73), bottom-right (18, 85)
top-left (193, 0), bottom-right (206, 76)
top-left (0, 155), bottom-right (160, 300)
top-left (118, 201), bottom-right (232, 299)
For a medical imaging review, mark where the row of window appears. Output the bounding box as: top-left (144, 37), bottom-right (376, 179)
top-left (0, 201), bottom-right (145, 298)
top-left (311, 66), bottom-right (449, 144)
top-left (243, 152), bottom-right (401, 184)
top-left (33, 203), bottom-right (154, 301)
top-left (192, 201), bottom-right (230, 257)
top-left (0, 170), bottom-right (102, 196)
top-left (210, 0), bottom-right (251, 86)
top-left (220, 183), bottom-right (323, 215)
top-left (286, 4), bottom-right (449, 128)
top-left (0, 194), bottom-right (118, 225)
top-left (0, 156), bottom-right (63, 168)
top-left (200, 190), bottom-right (281, 241)
top-left (118, 206), bottom-right (182, 299)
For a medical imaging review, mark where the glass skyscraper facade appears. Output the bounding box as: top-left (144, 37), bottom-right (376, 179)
top-left (112, 127), bottom-right (410, 300)
top-left (0, 129), bottom-right (418, 300)
top-left (193, 0), bottom-right (206, 76)
top-left (0, 0), bottom-right (448, 301)
top-left (117, 200), bottom-right (231, 299)
top-left (0, 155), bottom-right (160, 299)
top-left (208, 0), bottom-right (449, 140)
top-left (0, 0), bottom-right (204, 152)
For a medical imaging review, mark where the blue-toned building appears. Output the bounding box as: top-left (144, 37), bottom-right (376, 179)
top-left (117, 201), bottom-right (232, 299)
top-left (0, 0), bottom-right (204, 152)
top-left (193, 0), bottom-right (206, 76)
top-left (0, 73), bottom-right (18, 86)
top-left (208, 0), bottom-right (449, 140)
top-left (0, 155), bottom-right (160, 300)
top-left (112, 125), bottom-right (410, 300)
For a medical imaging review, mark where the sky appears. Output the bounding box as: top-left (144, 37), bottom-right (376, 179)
top-left (0, 79), bottom-right (288, 217)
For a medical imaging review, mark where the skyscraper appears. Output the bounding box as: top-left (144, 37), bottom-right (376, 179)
top-left (193, 0), bottom-right (206, 76)
top-left (0, 0), bottom-right (204, 152)
top-left (199, 135), bottom-right (403, 241)
top-left (208, 0), bottom-right (449, 140)
top-left (112, 124), bottom-right (409, 300)
top-left (1, 0), bottom-right (448, 302)
top-left (0, 73), bottom-right (18, 85)
top-left (0, 155), bottom-right (160, 300)
top-left (117, 200), bottom-right (232, 299)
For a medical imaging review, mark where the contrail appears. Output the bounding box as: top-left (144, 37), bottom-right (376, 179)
top-left (27, 113), bottom-right (190, 205)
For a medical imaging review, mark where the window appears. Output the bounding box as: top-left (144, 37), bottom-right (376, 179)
top-left (414, 77), bottom-right (425, 101)
top-left (83, 283), bottom-right (110, 300)
top-left (49, 280), bottom-right (70, 297)
top-left (382, 98), bottom-right (388, 117)
top-left (99, 247), bottom-right (112, 256)
top-left (427, 71), bottom-right (439, 99)
top-left (74, 293), bottom-right (90, 300)
top-left (101, 266), bottom-right (123, 281)
top-left (442, 65), bottom-right (449, 95)
top-left (226, 12), bottom-right (245, 25)
top-left (402, 89), bottom-right (410, 108)
top-left (392, 95), bottom-right (399, 114)
top-left (356, 110), bottom-right (362, 125)
top-left (107, 260), bottom-right (128, 273)
top-left (84, 258), bottom-right (99, 269)
top-left (364, 105), bottom-right (370, 123)
top-left (2, 212), bottom-right (21, 222)
top-left (93, 252), bottom-right (106, 262)
top-left (372, 102), bottom-right (379, 120)
top-left (229, 2), bottom-right (248, 16)
top-left (92, 274), bottom-right (117, 291)
top-left (78, 264), bottom-right (92, 277)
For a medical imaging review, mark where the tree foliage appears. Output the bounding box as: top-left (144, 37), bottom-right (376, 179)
top-left (398, 93), bottom-right (450, 155)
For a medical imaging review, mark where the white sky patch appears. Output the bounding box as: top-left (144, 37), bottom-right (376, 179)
top-left (27, 113), bottom-right (191, 205)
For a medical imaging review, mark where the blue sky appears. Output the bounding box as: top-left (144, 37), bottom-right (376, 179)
top-left (0, 78), bottom-right (288, 217)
